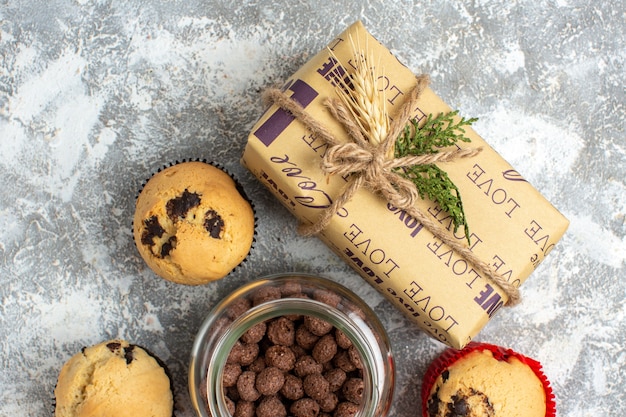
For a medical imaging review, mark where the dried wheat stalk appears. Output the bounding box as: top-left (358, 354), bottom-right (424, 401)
top-left (330, 35), bottom-right (390, 150)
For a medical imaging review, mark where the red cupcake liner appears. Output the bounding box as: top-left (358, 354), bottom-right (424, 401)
top-left (421, 341), bottom-right (556, 417)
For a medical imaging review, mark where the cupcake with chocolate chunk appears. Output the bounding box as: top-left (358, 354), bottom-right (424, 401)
top-left (54, 339), bottom-right (173, 417)
top-left (133, 160), bottom-right (256, 285)
top-left (421, 342), bottom-right (555, 417)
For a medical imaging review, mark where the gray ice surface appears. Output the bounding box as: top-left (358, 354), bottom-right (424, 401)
top-left (0, 1), bottom-right (624, 415)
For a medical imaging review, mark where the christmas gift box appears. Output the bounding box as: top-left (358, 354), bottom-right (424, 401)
top-left (241, 21), bottom-right (569, 348)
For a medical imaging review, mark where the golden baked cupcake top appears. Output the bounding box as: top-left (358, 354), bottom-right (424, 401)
top-left (133, 161), bottom-right (255, 285)
top-left (54, 339), bottom-right (173, 417)
top-left (422, 342), bottom-right (554, 417)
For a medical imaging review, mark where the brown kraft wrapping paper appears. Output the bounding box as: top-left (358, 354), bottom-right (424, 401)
top-left (241, 21), bottom-right (569, 348)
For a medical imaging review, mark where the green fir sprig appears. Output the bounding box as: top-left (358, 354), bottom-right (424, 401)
top-left (394, 111), bottom-right (478, 244)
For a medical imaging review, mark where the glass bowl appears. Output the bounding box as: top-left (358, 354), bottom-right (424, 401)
top-left (188, 273), bottom-right (394, 417)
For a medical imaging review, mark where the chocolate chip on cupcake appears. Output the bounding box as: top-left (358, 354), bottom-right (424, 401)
top-left (133, 160), bottom-right (255, 285)
top-left (54, 339), bottom-right (173, 417)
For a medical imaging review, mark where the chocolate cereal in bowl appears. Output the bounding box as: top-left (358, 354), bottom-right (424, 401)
top-left (189, 273), bottom-right (394, 417)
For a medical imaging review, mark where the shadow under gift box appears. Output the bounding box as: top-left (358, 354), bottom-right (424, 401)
top-left (241, 21), bottom-right (569, 349)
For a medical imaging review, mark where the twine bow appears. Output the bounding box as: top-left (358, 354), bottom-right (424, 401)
top-left (263, 74), bottom-right (520, 305)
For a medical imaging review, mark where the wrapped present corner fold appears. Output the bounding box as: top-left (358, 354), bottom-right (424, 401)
top-left (241, 21), bottom-right (569, 348)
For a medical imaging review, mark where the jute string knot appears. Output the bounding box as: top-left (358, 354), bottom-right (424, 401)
top-left (262, 74), bottom-right (520, 305)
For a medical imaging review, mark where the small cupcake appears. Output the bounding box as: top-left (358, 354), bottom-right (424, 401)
top-left (133, 160), bottom-right (256, 285)
top-left (54, 339), bottom-right (174, 417)
top-left (421, 342), bottom-right (555, 417)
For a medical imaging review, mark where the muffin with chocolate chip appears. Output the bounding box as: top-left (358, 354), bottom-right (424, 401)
top-left (133, 160), bottom-right (255, 285)
top-left (421, 342), bottom-right (556, 417)
top-left (54, 339), bottom-right (173, 417)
